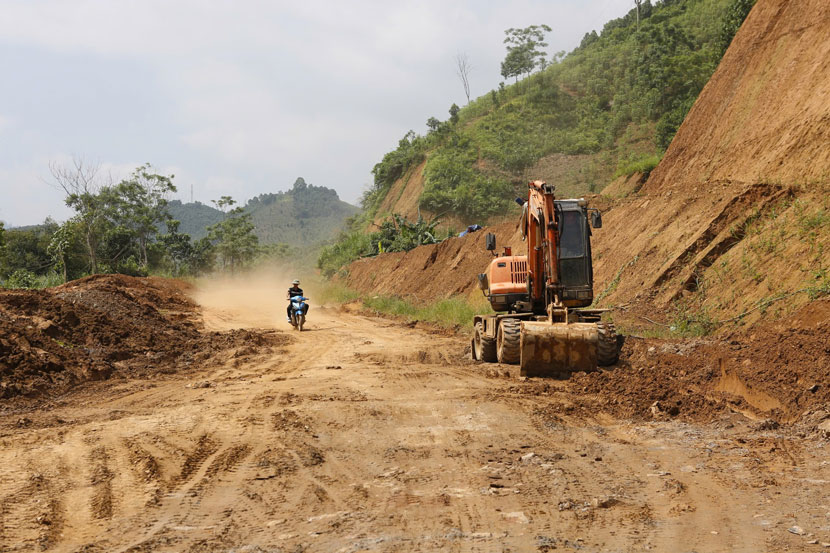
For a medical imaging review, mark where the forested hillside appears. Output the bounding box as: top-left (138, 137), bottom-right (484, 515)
top-left (169, 177), bottom-right (358, 246)
top-left (365, 0), bottom-right (746, 222)
top-left (318, 0), bottom-right (754, 276)
top-left (1, 171), bottom-right (356, 288)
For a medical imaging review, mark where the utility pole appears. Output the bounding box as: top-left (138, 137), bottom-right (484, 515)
top-left (191, 184), bottom-right (194, 203)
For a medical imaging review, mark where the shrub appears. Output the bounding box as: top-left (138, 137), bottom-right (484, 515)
top-left (613, 154), bottom-right (662, 178)
top-left (4, 269), bottom-right (39, 289)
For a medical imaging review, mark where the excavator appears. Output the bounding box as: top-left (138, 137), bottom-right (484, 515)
top-left (471, 180), bottom-right (618, 376)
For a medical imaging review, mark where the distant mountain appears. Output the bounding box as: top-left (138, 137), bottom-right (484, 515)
top-left (167, 178), bottom-right (359, 246)
top-left (166, 201), bottom-right (225, 239)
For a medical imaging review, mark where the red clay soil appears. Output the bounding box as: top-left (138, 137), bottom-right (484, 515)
top-left (505, 298), bottom-right (830, 424)
top-left (343, 222), bottom-right (525, 302)
top-left (589, 0), bottom-right (830, 314)
top-left (0, 275), bottom-right (287, 400)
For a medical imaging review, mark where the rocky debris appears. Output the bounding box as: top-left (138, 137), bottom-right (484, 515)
top-left (755, 419), bottom-right (780, 431)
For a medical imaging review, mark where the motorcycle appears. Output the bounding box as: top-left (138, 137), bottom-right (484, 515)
top-left (289, 296), bottom-right (309, 331)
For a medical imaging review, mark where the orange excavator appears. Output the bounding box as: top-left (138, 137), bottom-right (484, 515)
top-left (471, 180), bottom-right (618, 375)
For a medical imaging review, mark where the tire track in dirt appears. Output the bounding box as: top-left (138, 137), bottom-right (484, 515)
top-left (88, 446), bottom-right (115, 520)
top-left (0, 468), bottom-right (65, 551)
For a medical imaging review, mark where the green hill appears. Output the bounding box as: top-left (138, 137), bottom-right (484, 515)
top-left (318, 0), bottom-right (756, 277)
top-left (363, 0), bottom-right (747, 223)
top-left (167, 201), bottom-right (225, 239)
top-left (168, 178), bottom-right (359, 246)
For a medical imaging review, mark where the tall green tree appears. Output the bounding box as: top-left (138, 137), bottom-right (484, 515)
top-left (500, 24), bottom-right (551, 82)
top-left (158, 220), bottom-right (215, 276)
top-left (449, 103), bottom-right (461, 125)
top-left (207, 199), bottom-right (258, 273)
top-left (47, 220), bottom-right (79, 283)
top-left (108, 164), bottom-right (177, 269)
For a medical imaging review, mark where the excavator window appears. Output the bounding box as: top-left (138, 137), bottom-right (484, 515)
top-left (559, 211), bottom-right (586, 259)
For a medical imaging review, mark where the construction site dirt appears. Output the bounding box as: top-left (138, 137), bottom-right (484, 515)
top-left (1, 276), bottom-right (828, 552)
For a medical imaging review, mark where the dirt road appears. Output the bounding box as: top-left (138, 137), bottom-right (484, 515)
top-left (0, 281), bottom-right (827, 552)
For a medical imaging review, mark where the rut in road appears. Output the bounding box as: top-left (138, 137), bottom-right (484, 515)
top-left (0, 279), bottom-right (826, 552)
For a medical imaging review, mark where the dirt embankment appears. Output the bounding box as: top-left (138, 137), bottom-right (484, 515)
top-left (0, 275), bottom-right (286, 400)
top-left (347, 0), bottom-right (830, 328)
top-left (591, 0), bottom-right (830, 322)
top-left (344, 222), bottom-right (522, 303)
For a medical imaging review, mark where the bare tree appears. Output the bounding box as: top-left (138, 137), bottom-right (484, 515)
top-left (455, 52), bottom-right (472, 105)
top-left (634, 0), bottom-right (643, 29)
top-left (49, 157), bottom-right (110, 274)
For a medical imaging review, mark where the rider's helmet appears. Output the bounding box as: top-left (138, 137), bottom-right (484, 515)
top-left (292, 279), bottom-right (300, 285)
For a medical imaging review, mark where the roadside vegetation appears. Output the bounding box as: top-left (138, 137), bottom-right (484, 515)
top-left (317, 213), bottom-right (452, 278)
top-left (317, 282), bottom-right (492, 329)
top-left (0, 160), bottom-right (296, 289)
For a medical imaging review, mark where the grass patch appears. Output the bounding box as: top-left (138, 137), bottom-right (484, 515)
top-left (318, 282), bottom-right (490, 329)
top-left (316, 282), bottom-right (361, 304)
top-left (364, 295), bottom-right (490, 329)
top-left (612, 154), bottom-right (662, 179)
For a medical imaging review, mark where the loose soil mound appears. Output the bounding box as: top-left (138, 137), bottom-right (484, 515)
top-left (0, 275), bottom-right (287, 399)
top-left (532, 298), bottom-right (830, 423)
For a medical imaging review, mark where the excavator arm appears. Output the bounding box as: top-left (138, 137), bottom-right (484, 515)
top-left (525, 180), bottom-right (560, 306)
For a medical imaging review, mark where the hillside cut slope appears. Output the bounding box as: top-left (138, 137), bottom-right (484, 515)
top-left (590, 0), bottom-right (830, 324)
top-left (345, 0), bottom-right (829, 331)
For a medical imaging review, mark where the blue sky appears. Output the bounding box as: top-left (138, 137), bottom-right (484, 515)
top-left (0, 0), bottom-right (633, 226)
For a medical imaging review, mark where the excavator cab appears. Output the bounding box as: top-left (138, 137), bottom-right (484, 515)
top-left (555, 200), bottom-right (595, 308)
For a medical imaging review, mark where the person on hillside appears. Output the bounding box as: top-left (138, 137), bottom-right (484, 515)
top-left (286, 279), bottom-right (309, 322)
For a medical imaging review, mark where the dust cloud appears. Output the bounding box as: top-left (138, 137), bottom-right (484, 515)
top-left (192, 264), bottom-right (321, 331)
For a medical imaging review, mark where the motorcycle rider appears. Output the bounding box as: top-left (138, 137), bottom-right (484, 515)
top-left (286, 279), bottom-right (309, 323)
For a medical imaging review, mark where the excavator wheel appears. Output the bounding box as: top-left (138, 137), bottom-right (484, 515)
top-left (497, 318), bottom-right (521, 364)
top-left (597, 322), bottom-right (619, 366)
top-left (473, 322), bottom-right (497, 362)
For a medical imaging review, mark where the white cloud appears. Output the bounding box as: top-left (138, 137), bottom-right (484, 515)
top-left (0, 163), bottom-right (72, 226)
top-left (0, 0), bottom-right (635, 222)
